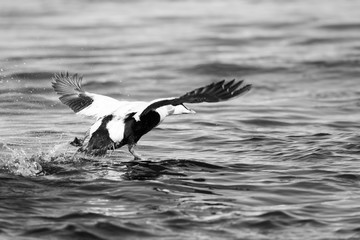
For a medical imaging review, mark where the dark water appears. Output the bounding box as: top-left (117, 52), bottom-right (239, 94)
top-left (1, 0), bottom-right (360, 239)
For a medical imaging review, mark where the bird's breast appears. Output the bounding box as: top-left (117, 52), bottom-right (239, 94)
top-left (106, 117), bottom-right (126, 143)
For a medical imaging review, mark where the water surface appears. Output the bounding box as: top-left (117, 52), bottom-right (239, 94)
top-left (1, 0), bottom-right (360, 239)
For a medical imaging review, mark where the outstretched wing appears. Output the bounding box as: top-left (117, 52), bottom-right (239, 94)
top-left (52, 72), bottom-right (130, 119)
top-left (139, 79), bottom-right (251, 117)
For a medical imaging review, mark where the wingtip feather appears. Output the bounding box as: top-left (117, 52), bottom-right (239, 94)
top-left (52, 72), bottom-right (93, 113)
top-left (52, 72), bottom-right (84, 95)
top-left (177, 78), bottom-right (251, 104)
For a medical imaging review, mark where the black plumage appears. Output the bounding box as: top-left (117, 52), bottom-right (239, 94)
top-left (52, 72), bottom-right (93, 113)
top-left (85, 114), bottom-right (114, 156)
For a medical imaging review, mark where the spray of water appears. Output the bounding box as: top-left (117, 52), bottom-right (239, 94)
top-left (0, 143), bottom-right (78, 176)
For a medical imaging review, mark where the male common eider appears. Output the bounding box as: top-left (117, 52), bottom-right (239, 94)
top-left (52, 72), bottom-right (251, 160)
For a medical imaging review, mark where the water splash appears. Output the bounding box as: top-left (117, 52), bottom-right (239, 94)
top-left (1, 145), bottom-right (44, 176)
top-left (0, 143), bottom-right (77, 177)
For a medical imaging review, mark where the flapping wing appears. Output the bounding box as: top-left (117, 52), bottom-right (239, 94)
top-left (52, 72), bottom-right (126, 119)
top-left (139, 79), bottom-right (251, 117)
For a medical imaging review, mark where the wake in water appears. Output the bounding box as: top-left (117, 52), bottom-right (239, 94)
top-left (0, 142), bottom-right (225, 182)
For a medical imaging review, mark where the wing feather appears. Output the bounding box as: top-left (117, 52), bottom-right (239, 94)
top-left (139, 79), bottom-right (251, 117)
top-left (53, 74), bottom-right (251, 120)
top-left (52, 72), bottom-right (93, 113)
top-left (52, 72), bottom-right (130, 119)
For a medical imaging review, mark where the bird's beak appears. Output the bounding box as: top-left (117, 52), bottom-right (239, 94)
top-left (181, 104), bottom-right (196, 114)
top-left (187, 108), bottom-right (196, 114)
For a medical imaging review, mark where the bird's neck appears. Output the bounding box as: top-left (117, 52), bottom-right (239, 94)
top-left (155, 105), bottom-right (174, 121)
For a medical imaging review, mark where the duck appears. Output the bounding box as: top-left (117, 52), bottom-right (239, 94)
top-left (52, 72), bottom-right (251, 160)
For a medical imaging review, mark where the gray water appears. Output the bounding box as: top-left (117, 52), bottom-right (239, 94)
top-left (1, 0), bottom-right (360, 239)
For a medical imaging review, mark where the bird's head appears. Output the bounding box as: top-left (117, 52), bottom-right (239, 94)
top-left (172, 104), bottom-right (196, 115)
top-left (152, 104), bottom-right (195, 121)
